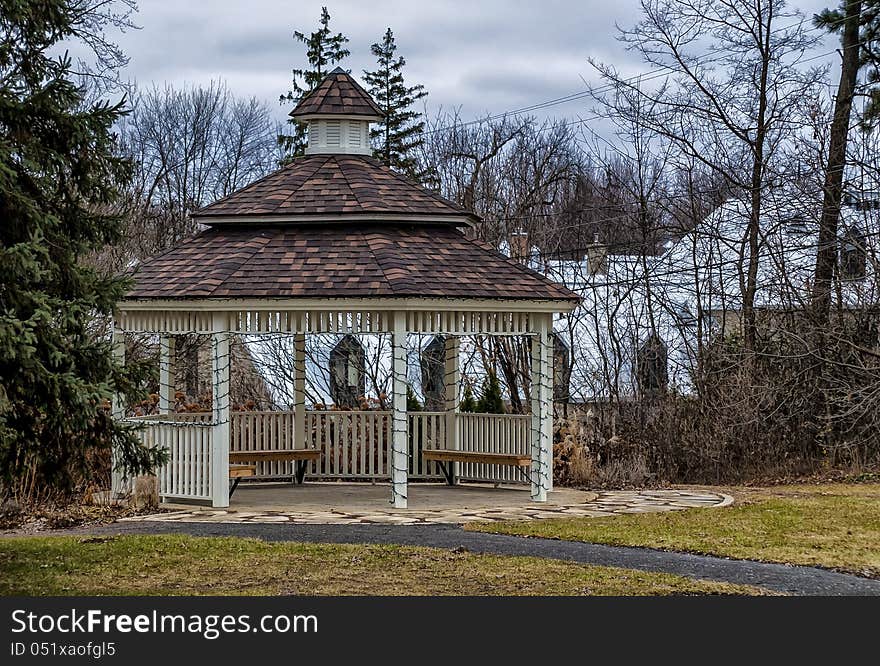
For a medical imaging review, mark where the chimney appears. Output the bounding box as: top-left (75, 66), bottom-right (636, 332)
top-left (509, 229), bottom-right (529, 262)
top-left (586, 233), bottom-right (607, 276)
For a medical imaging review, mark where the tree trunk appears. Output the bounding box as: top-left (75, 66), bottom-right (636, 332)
top-left (743, 23), bottom-right (772, 352)
top-left (812, 0), bottom-right (863, 321)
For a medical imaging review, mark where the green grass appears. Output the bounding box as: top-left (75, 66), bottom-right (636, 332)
top-left (467, 484), bottom-right (880, 578)
top-left (0, 534), bottom-right (765, 596)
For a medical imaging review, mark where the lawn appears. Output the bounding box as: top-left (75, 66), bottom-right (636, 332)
top-left (0, 534), bottom-right (763, 596)
top-left (467, 484), bottom-right (880, 578)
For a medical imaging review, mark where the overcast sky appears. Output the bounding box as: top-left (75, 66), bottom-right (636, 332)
top-left (115, 0), bottom-right (835, 126)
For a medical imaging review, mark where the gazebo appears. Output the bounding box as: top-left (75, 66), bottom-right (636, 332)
top-left (111, 68), bottom-right (579, 509)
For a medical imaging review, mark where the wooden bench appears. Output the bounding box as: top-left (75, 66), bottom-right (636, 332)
top-left (229, 464), bottom-right (256, 498)
top-left (229, 449), bottom-right (322, 485)
top-left (423, 449), bottom-right (531, 485)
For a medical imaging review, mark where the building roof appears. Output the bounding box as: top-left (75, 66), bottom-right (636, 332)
top-left (126, 224), bottom-right (580, 302)
top-left (290, 67), bottom-right (384, 119)
top-left (192, 154), bottom-right (477, 224)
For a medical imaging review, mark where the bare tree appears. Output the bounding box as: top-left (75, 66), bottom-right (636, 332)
top-left (589, 0), bottom-right (821, 350)
top-left (111, 81), bottom-right (280, 267)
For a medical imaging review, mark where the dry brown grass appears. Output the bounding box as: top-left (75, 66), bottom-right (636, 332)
top-left (469, 483), bottom-right (880, 578)
top-left (0, 534), bottom-right (767, 596)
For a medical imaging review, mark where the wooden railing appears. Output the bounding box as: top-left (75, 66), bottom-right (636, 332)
top-left (229, 410), bottom-right (447, 480)
top-left (456, 413), bottom-right (531, 483)
top-left (131, 416), bottom-right (213, 500)
top-left (232, 411), bottom-right (298, 478)
top-left (306, 411), bottom-right (391, 478)
top-left (128, 410), bottom-right (531, 495)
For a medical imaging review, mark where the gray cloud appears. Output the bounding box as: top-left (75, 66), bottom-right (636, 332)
top-left (117, 0), bottom-right (835, 125)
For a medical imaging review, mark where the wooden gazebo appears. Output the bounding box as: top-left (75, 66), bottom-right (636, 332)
top-left (112, 68), bottom-right (579, 508)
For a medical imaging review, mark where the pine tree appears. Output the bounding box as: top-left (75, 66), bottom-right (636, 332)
top-left (0, 0), bottom-right (164, 495)
top-left (406, 385), bottom-right (423, 412)
top-left (811, 1), bottom-right (880, 319)
top-left (476, 372), bottom-right (506, 414)
top-left (278, 7), bottom-right (350, 160)
top-left (362, 28), bottom-right (429, 182)
top-left (816, 1), bottom-right (880, 129)
top-left (459, 383), bottom-right (478, 413)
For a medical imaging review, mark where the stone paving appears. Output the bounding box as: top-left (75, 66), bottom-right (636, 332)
top-left (126, 483), bottom-right (732, 525)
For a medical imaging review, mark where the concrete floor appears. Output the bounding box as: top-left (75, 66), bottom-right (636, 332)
top-left (167, 481), bottom-right (597, 513)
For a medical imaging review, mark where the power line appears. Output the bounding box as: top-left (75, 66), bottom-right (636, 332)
top-left (433, 35), bottom-right (869, 141)
top-left (423, 12), bottom-right (861, 137)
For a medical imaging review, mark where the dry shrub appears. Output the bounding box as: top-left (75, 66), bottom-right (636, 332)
top-left (0, 498), bottom-right (23, 529)
top-left (553, 411), bottom-right (652, 488)
top-left (132, 475), bottom-right (159, 510)
top-left (553, 316), bottom-right (880, 488)
top-left (553, 416), bottom-right (595, 486)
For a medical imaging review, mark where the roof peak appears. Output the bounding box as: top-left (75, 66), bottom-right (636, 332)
top-left (291, 68), bottom-right (384, 120)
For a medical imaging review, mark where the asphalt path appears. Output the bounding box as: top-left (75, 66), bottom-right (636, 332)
top-left (68, 520), bottom-right (880, 596)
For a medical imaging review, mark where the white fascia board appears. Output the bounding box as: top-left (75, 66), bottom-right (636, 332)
top-left (304, 144), bottom-right (372, 156)
top-left (294, 113), bottom-right (382, 123)
top-left (191, 213), bottom-right (476, 227)
top-left (117, 296), bottom-right (578, 314)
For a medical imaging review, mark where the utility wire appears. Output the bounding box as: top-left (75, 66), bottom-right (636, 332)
top-left (422, 13), bottom-right (857, 136)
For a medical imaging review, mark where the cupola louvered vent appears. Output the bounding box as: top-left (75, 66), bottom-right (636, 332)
top-left (348, 122), bottom-right (363, 148)
top-left (325, 120), bottom-right (341, 146)
top-left (305, 118), bottom-right (372, 155)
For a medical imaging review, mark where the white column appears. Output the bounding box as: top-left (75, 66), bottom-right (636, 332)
top-left (110, 323), bottom-right (128, 498)
top-left (530, 314), bottom-right (554, 501)
top-left (158, 335), bottom-right (176, 414)
top-left (390, 311), bottom-right (408, 508)
top-left (294, 332), bottom-right (306, 450)
top-left (211, 313), bottom-right (231, 507)
top-left (444, 336), bottom-right (460, 482)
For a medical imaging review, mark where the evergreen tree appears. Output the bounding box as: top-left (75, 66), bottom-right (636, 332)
top-left (811, 1), bottom-right (880, 318)
top-left (406, 385), bottom-right (423, 412)
top-left (816, 1), bottom-right (880, 129)
top-left (0, 0), bottom-right (163, 495)
top-left (476, 372), bottom-right (506, 414)
top-left (362, 28), bottom-right (429, 181)
top-left (459, 383), bottom-right (477, 413)
top-left (278, 7), bottom-right (350, 160)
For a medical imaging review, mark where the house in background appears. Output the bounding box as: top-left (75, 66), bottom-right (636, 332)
top-left (541, 190), bottom-right (880, 404)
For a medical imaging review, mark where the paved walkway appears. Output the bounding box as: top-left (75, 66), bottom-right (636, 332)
top-left (83, 521), bottom-right (880, 596)
top-left (130, 484), bottom-right (731, 525)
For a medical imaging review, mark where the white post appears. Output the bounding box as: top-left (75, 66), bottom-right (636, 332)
top-left (158, 335), bottom-right (176, 414)
top-left (444, 336), bottom-right (460, 482)
top-left (294, 332), bottom-right (306, 450)
top-left (110, 323), bottom-right (128, 498)
top-left (530, 314), bottom-right (553, 501)
top-left (390, 311), bottom-right (408, 508)
top-left (211, 313), bottom-right (231, 507)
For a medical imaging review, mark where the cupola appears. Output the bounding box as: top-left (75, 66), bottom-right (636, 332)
top-left (290, 66), bottom-right (385, 156)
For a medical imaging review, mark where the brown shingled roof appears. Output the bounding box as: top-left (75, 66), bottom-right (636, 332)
top-left (193, 154), bottom-right (477, 223)
top-left (126, 224), bottom-right (579, 302)
top-left (290, 67), bottom-right (384, 119)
